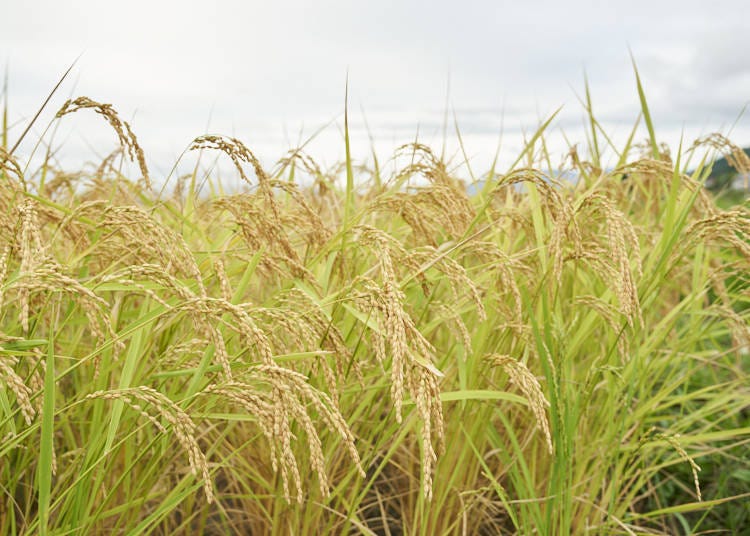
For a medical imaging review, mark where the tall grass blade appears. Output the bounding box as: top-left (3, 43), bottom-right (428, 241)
top-left (630, 53), bottom-right (659, 159)
top-left (38, 338), bottom-right (57, 536)
top-left (9, 55), bottom-right (80, 156)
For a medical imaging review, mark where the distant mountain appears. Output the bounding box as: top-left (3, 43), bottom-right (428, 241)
top-left (462, 153), bottom-right (750, 196)
top-left (705, 147), bottom-right (750, 192)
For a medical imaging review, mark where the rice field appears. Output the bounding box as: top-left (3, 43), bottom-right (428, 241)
top-left (1, 81), bottom-right (749, 534)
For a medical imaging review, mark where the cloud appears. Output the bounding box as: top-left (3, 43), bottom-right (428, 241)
top-left (4, 0), bottom-right (750, 173)
top-left (628, 27), bottom-right (750, 130)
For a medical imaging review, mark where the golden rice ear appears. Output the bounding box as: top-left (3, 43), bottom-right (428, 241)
top-left (212, 258), bottom-right (232, 302)
top-left (490, 168), bottom-right (565, 220)
top-left (575, 295), bottom-right (631, 362)
top-left (391, 142), bottom-right (464, 189)
top-left (0, 146), bottom-right (25, 189)
top-left (204, 368), bottom-right (364, 504)
top-left (710, 304), bottom-right (750, 355)
top-left (189, 135), bottom-right (279, 221)
top-left (0, 244), bottom-right (10, 311)
top-left (368, 183), bottom-right (475, 246)
top-left (55, 97), bottom-right (150, 190)
top-left (433, 303), bottom-right (474, 358)
top-left (691, 133), bottom-right (750, 189)
top-left (6, 199), bottom-right (124, 372)
top-left (409, 247), bottom-right (487, 323)
top-left (0, 354), bottom-right (35, 424)
top-left (645, 430), bottom-right (702, 502)
top-left (349, 228), bottom-right (446, 500)
top-left (99, 262), bottom-right (275, 381)
top-left (368, 143), bottom-right (475, 247)
top-left (266, 179), bottom-right (332, 247)
top-left (211, 190), bottom-right (320, 289)
top-left (459, 241), bottom-right (528, 330)
top-left (488, 354), bottom-right (553, 454)
top-left (87, 387), bottom-right (214, 503)
top-left (680, 210), bottom-right (750, 264)
top-left (571, 193), bottom-right (643, 328)
top-left (277, 148), bottom-right (323, 176)
top-left (268, 287), bottom-right (359, 396)
top-left (97, 205), bottom-right (205, 290)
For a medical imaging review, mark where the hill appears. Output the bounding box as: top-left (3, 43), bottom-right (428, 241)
top-left (706, 146), bottom-right (750, 192)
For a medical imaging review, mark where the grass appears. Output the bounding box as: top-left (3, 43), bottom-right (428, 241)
top-left (0, 78), bottom-right (749, 534)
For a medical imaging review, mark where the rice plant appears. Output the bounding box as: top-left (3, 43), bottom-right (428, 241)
top-left (0, 79), bottom-right (748, 535)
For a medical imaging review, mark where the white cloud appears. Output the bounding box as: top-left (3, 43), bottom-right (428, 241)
top-left (3, 0), bottom-right (749, 176)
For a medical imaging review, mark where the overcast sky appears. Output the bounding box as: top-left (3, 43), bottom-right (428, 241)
top-left (3, 0), bottom-right (750, 182)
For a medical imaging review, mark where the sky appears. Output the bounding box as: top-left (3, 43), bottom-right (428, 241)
top-left (3, 0), bottom-right (750, 184)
